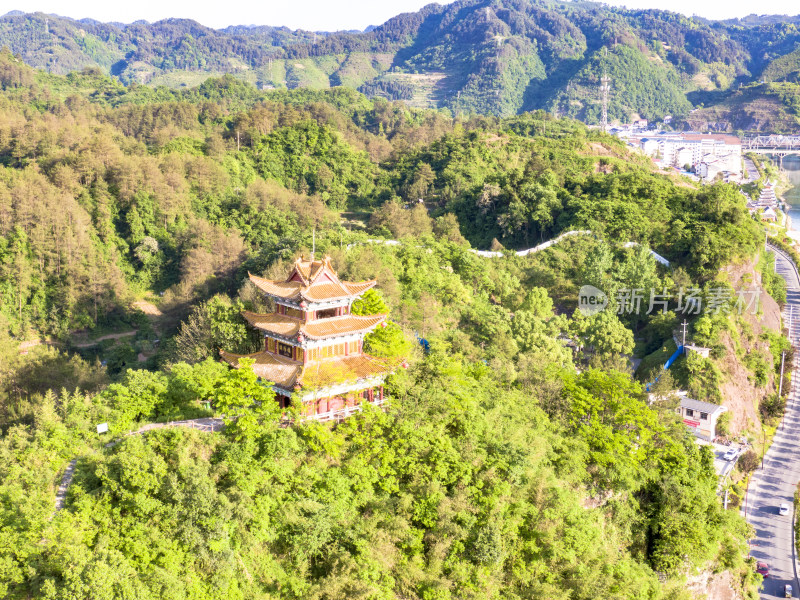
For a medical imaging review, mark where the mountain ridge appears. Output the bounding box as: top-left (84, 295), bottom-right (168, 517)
top-left (2, 2), bottom-right (800, 129)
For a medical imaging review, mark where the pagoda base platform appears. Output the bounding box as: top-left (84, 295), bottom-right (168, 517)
top-left (277, 385), bottom-right (385, 419)
top-left (295, 396), bottom-right (386, 424)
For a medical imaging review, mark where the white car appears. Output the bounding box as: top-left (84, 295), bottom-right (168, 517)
top-left (780, 503), bottom-right (791, 516)
top-left (723, 448), bottom-right (738, 461)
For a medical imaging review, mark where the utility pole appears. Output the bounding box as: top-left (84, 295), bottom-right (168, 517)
top-left (681, 319), bottom-right (688, 348)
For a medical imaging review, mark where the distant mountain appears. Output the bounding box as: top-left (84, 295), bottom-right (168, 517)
top-left (2, 2), bottom-right (800, 129)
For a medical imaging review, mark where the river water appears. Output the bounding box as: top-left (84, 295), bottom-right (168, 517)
top-left (779, 155), bottom-right (800, 234)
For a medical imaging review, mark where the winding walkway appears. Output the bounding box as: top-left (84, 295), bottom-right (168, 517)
top-left (53, 459), bottom-right (77, 515)
top-left (117, 417), bottom-right (224, 439)
top-left (351, 230), bottom-right (671, 266)
top-left (51, 402), bottom-right (378, 515)
top-left (743, 244), bottom-right (800, 598)
top-left (52, 417), bottom-right (224, 516)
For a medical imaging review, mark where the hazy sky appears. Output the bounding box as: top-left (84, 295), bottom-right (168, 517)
top-left (1, 0), bottom-right (798, 31)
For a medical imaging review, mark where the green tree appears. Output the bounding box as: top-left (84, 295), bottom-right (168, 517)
top-left (575, 310), bottom-right (634, 360)
top-left (213, 358), bottom-right (279, 439)
top-left (363, 321), bottom-right (412, 359)
top-left (169, 358), bottom-right (229, 408)
top-left (738, 450), bottom-right (759, 474)
top-left (172, 295), bottom-right (260, 363)
top-left (105, 369), bottom-right (169, 430)
top-left (519, 286), bottom-right (554, 317)
top-left (407, 162), bottom-right (435, 200)
top-left (351, 288), bottom-right (389, 316)
top-left (580, 240), bottom-right (613, 293)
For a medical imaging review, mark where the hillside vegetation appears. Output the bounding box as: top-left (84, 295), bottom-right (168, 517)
top-left (2, 2), bottom-right (800, 126)
top-left (0, 49), bottom-right (764, 343)
top-left (0, 51), bottom-right (784, 600)
top-left (683, 82), bottom-right (800, 133)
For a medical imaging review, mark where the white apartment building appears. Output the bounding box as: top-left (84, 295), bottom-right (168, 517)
top-left (636, 133), bottom-right (742, 173)
top-left (697, 153), bottom-right (742, 180)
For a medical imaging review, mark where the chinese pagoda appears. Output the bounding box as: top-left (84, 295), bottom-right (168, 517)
top-left (220, 255), bottom-right (391, 419)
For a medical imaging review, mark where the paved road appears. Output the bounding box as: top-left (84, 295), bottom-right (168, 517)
top-left (52, 458), bottom-right (77, 517)
top-left (699, 439), bottom-right (742, 478)
top-left (744, 157), bottom-right (760, 184)
top-left (744, 247), bottom-right (800, 598)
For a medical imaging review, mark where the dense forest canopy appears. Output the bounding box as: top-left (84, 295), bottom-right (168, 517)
top-left (1, 2), bottom-right (800, 127)
top-left (0, 48), bottom-right (762, 341)
top-left (0, 49), bottom-right (780, 600)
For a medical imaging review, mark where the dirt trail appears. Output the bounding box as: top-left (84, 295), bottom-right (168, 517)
top-left (71, 330), bottom-right (137, 348)
top-left (69, 301), bottom-right (163, 348)
top-left (17, 339), bottom-right (62, 353)
top-left (132, 300), bottom-right (163, 318)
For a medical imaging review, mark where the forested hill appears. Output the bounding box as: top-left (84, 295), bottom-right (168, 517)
top-left (3, 2), bottom-right (800, 128)
top-left (0, 39), bottom-right (781, 600)
top-left (0, 48), bottom-right (763, 345)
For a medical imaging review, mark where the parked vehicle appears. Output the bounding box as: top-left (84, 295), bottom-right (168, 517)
top-left (780, 503), bottom-right (790, 516)
top-left (756, 561), bottom-right (769, 577)
top-left (785, 583), bottom-right (792, 598)
top-left (724, 447), bottom-right (738, 461)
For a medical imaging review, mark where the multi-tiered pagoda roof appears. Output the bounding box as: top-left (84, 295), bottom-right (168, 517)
top-left (220, 255), bottom-right (393, 408)
top-left (240, 311), bottom-right (386, 341)
top-left (247, 256), bottom-right (376, 305)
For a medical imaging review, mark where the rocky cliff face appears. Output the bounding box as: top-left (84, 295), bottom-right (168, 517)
top-left (716, 255), bottom-right (782, 436)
